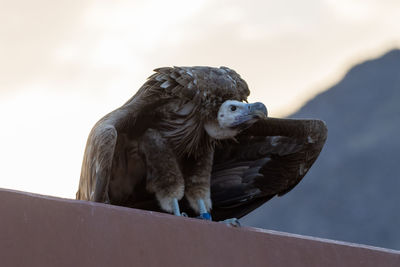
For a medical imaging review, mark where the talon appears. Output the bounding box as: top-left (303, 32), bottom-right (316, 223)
top-left (197, 212), bottom-right (212, 221)
top-left (220, 218), bottom-right (241, 227)
top-left (196, 199), bottom-right (212, 221)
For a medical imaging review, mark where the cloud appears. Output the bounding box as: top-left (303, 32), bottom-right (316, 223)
top-left (0, 0), bottom-right (91, 90)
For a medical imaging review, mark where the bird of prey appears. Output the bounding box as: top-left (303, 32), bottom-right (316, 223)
top-left (76, 66), bottom-right (327, 222)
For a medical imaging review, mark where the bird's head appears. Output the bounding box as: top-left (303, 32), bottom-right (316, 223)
top-left (204, 100), bottom-right (268, 139)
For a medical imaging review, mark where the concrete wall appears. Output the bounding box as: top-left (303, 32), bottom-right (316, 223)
top-left (0, 188), bottom-right (399, 267)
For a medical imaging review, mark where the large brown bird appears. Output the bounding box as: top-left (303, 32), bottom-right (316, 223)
top-left (76, 66), bottom-right (327, 222)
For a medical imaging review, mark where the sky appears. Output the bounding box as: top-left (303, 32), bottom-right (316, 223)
top-left (1, 0), bottom-right (400, 198)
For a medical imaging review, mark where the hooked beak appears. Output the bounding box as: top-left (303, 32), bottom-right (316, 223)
top-left (248, 102), bottom-right (268, 120)
top-left (232, 102), bottom-right (268, 127)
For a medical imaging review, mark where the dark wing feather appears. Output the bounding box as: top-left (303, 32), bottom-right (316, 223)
top-left (76, 69), bottom-right (179, 202)
top-left (76, 125), bottom-right (118, 202)
top-left (75, 100), bottom-right (162, 203)
top-left (210, 118), bottom-right (327, 221)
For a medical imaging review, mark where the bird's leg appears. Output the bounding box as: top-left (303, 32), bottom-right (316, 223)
top-left (172, 198), bottom-right (181, 216)
top-left (140, 129), bottom-right (185, 216)
top-left (182, 149), bottom-right (214, 221)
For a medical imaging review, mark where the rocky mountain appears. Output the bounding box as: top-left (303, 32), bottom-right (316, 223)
top-left (242, 49), bottom-right (400, 250)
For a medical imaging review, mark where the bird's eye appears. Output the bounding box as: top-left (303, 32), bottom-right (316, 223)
top-left (230, 105), bottom-right (237, 111)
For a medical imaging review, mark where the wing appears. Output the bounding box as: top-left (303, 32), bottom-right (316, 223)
top-left (76, 70), bottom-right (175, 202)
top-left (76, 125), bottom-right (118, 202)
top-left (75, 82), bottom-right (166, 202)
top-left (210, 118), bottom-right (328, 221)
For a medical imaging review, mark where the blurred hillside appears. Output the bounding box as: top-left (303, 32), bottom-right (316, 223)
top-left (242, 49), bottom-right (400, 250)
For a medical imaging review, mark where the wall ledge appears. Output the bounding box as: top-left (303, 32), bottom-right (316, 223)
top-left (1, 188), bottom-right (399, 267)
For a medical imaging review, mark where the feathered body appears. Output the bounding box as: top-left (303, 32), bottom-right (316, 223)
top-left (76, 66), bottom-right (327, 220)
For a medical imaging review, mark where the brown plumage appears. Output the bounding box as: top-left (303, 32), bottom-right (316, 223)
top-left (76, 66), bottom-right (327, 220)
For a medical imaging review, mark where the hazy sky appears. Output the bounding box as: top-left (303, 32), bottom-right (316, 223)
top-left (1, 0), bottom-right (400, 198)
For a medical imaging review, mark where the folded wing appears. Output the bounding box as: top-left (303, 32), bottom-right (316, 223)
top-left (211, 118), bottom-right (327, 220)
